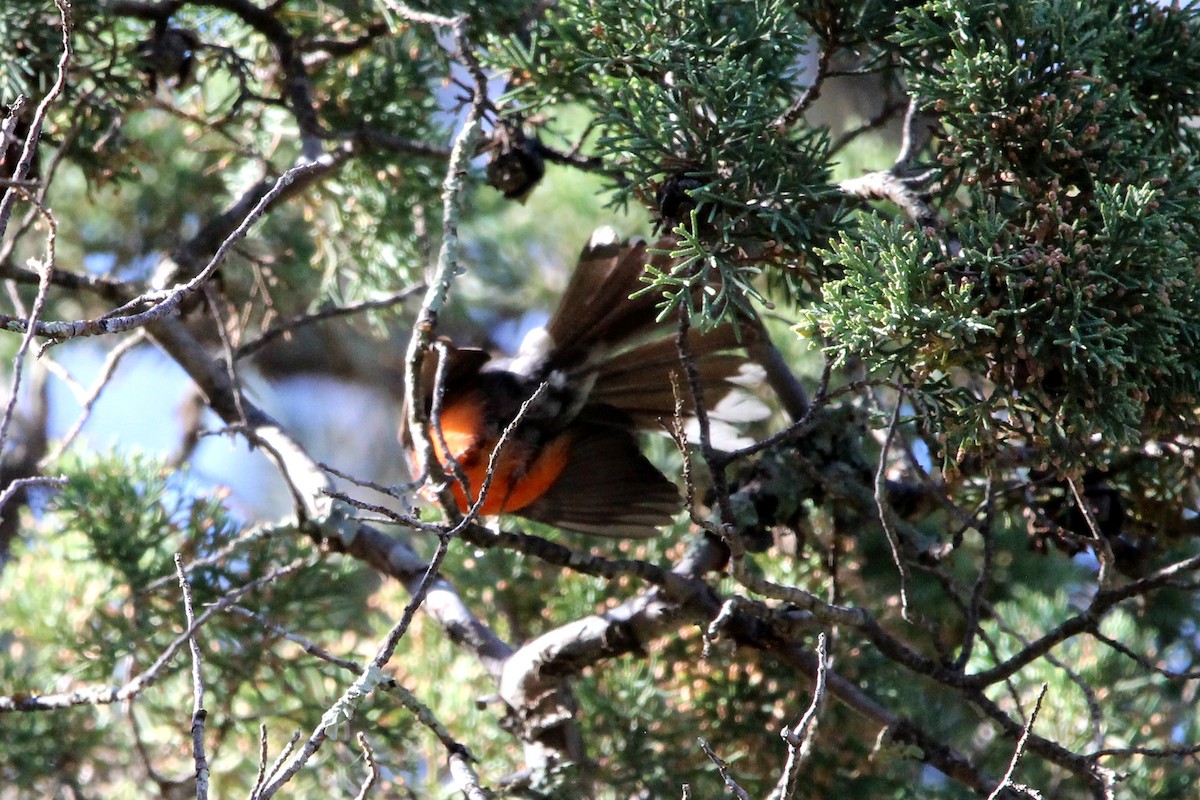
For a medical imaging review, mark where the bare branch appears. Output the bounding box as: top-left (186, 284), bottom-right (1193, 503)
top-left (351, 733), bottom-right (380, 800)
top-left (698, 738), bottom-right (750, 800)
top-left (1067, 476), bottom-right (1117, 589)
top-left (828, 98), bottom-right (908, 156)
top-left (772, 38), bottom-right (832, 131)
top-left (987, 684), bottom-right (1048, 800)
top-left (0, 193), bottom-right (57, 471)
top-left (0, 474), bottom-right (66, 518)
top-left (40, 332), bottom-right (147, 465)
top-left (175, 554), bottom-right (211, 800)
top-left (768, 632), bottom-right (830, 800)
top-left (875, 401), bottom-right (913, 620)
top-left (235, 284), bottom-right (424, 359)
top-left (0, 558), bottom-right (312, 713)
top-left (1, 157), bottom-right (345, 343)
top-left (0, 0), bottom-right (72, 240)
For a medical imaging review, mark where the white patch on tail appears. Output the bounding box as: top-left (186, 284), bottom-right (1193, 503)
top-left (588, 226), bottom-right (621, 249)
top-left (509, 326), bottom-right (556, 376)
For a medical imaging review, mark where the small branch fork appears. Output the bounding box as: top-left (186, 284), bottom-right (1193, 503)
top-left (987, 684), bottom-right (1048, 800)
top-left (767, 633), bottom-right (830, 800)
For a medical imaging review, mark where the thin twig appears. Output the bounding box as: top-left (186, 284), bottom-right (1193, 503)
top-left (174, 554), bottom-right (210, 800)
top-left (986, 684), bottom-right (1048, 800)
top-left (698, 738), bottom-right (750, 800)
top-left (1067, 477), bottom-right (1117, 589)
top-left (322, 488), bottom-right (430, 530)
top-left (875, 401), bottom-right (912, 620)
top-left (0, 558), bottom-right (312, 712)
top-left (453, 380), bottom-right (550, 531)
top-left (142, 523), bottom-right (279, 594)
top-left (426, 339), bottom-right (473, 512)
top-left (0, 194), bottom-right (56, 468)
top-left (235, 283), bottom-right (425, 359)
top-left (1, 158), bottom-right (340, 343)
top-left (772, 40), bottom-right (832, 131)
top-left (1090, 630), bottom-right (1200, 681)
top-left (956, 475), bottom-right (996, 669)
top-left (204, 285), bottom-right (248, 427)
top-left (251, 730), bottom-right (302, 800)
top-left (351, 733), bottom-right (380, 800)
top-left (0, 474), bottom-right (66, 518)
top-left (675, 306), bottom-right (740, 548)
top-left (226, 605), bottom-right (362, 673)
top-left (0, 0), bottom-right (73, 240)
top-left (828, 99), bottom-right (908, 156)
top-left (317, 460), bottom-right (423, 500)
top-left (40, 331), bottom-right (146, 465)
top-left (250, 724), bottom-right (271, 799)
top-left (768, 632), bottom-right (830, 800)
top-left (1087, 741), bottom-right (1200, 760)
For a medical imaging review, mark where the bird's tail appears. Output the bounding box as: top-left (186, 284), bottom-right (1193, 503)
top-left (539, 228), bottom-right (757, 427)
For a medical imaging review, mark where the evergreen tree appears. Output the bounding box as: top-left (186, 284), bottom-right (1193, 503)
top-left (1, 0), bottom-right (1199, 797)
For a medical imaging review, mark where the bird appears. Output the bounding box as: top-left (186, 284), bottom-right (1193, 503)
top-left (404, 228), bottom-right (754, 538)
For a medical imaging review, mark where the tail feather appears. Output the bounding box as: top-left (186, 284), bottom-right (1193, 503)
top-left (545, 229), bottom-right (757, 424)
top-left (543, 231), bottom-right (671, 368)
top-left (589, 321), bottom-right (757, 425)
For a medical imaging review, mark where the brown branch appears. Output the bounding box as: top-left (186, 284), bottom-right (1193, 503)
top-left (234, 284), bottom-right (425, 359)
top-left (0, 0), bottom-right (72, 240)
top-left (1, 157), bottom-right (345, 343)
top-left (174, 554), bottom-right (211, 800)
top-left (41, 332), bottom-right (147, 465)
top-left (301, 20), bottom-right (389, 57)
top-left (771, 39), bottom-right (832, 131)
top-left (351, 733), bottom-right (380, 800)
top-left (828, 98), bottom-right (908, 156)
top-left (699, 738), bottom-right (750, 800)
top-left (767, 632), bottom-right (829, 800)
top-left (0, 257), bottom-right (128, 302)
top-left (334, 126), bottom-right (454, 159)
top-left (987, 683), bottom-right (1048, 800)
